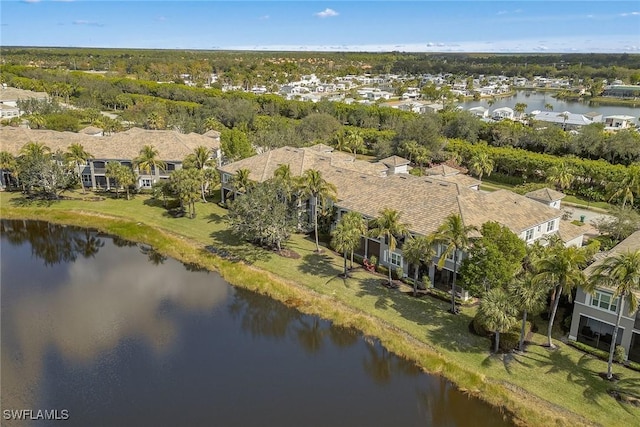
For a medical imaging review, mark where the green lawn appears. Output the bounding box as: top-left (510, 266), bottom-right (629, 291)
top-left (2, 190), bottom-right (639, 427)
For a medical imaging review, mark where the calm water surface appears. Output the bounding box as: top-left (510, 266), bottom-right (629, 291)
top-left (0, 220), bottom-right (512, 427)
top-left (461, 90), bottom-right (639, 118)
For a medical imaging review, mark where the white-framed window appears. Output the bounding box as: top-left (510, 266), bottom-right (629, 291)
top-left (385, 250), bottom-right (403, 267)
top-left (590, 290), bottom-right (619, 313)
top-left (141, 178), bottom-right (152, 188)
top-left (525, 229), bottom-right (534, 241)
top-left (82, 174), bottom-right (91, 182)
top-left (547, 220), bottom-right (555, 232)
top-left (222, 173), bottom-right (231, 183)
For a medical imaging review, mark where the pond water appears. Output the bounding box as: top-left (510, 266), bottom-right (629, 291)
top-left (460, 90), bottom-right (639, 119)
top-left (0, 220), bottom-right (512, 427)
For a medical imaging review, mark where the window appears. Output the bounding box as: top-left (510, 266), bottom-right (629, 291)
top-left (590, 290), bottom-right (618, 313)
top-left (547, 220), bottom-right (555, 232)
top-left (525, 229), bottom-right (534, 241)
top-left (387, 251), bottom-right (402, 267)
top-left (141, 179), bottom-right (152, 188)
top-left (222, 173), bottom-right (231, 183)
top-left (82, 174), bottom-right (91, 182)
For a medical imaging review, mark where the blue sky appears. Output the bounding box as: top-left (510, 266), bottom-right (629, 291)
top-left (1, 1), bottom-right (639, 52)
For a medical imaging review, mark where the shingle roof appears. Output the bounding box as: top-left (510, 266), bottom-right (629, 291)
top-left (379, 155), bottom-right (410, 167)
top-left (557, 220), bottom-right (585, 244)
top-left (525, 187), bottom-right (566, 202)
top-left (425, 164), bottom-right (463, 177)
top-left (0, 87), bottom-right (49, 102)
top-left (0, 127), bottom-right (220, 161)
top-left (427, 173), bottom-right (480, 188)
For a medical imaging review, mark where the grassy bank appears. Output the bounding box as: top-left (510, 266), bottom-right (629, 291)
top-left (2, 190), bottom-right (639, 426)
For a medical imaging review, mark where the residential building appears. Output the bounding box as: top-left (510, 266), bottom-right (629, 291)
top-left (0, 86), bottom-right (49, 119)
top-left (491, 107), bottom-right (515, 120)
top-left (569, 231), bottom-right (640, 362)
top-left (0, 127), bottom-right (221, 190)
top-left (219, 146), bottom-right (584, 299)
top-left (531, 111), bottom-right (603, 130)
top-left (603, 115), bottom-right (637, 132)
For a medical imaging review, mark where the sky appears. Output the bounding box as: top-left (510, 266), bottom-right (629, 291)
top-left (1, 1), bottom-right (639, 53)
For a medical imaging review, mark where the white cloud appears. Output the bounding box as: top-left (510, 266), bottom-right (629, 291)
top-left (315, 8), bottom-right (339, 18)
top-left (620, 11), bottom-right (640, 17)
top-left (259, 15), bottom-right (270, 20)
top-left (155, 16), bottom-right (167, 22)
top-left (22, 0), bottom-right (41, 3)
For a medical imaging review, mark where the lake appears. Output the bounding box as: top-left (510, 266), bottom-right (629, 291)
top-left (461, 90), bottom-right (639, 119)
top-left (0, 220), bottom-right (512, 427)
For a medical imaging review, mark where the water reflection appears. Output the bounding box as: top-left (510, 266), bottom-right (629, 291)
top-left (1, 221), bottom-right (512, 427)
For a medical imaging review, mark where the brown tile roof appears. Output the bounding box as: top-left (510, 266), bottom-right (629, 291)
top-left (0, 127), bottom-right (220, 161)
top-left (425, 164), bottom-right (461, 177)
top-left (584, 230), bottom-right (640, 296)
top-left (0, 87), bottom-right (49, 102)
top-left (525, 187), bottom-right (566, 202)
top-left (427, 173), bottom-right (480, 189)
top-left (458, 189), bottom-right (562, 234)
top-left (379, 155), bottom-right (410, 167)
top-left (557, 220), bottom-right (585, 244)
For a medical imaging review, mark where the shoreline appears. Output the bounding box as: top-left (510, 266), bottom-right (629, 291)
top-left (0, 197), bottom-right (599, 427)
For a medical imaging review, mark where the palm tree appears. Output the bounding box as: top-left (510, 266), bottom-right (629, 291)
top-left (478, 288), bottom-right (519, 353)
top-left (591, 250), bottom-right (640, 379)
top-left (508, 274), bottom-right (548, 352)
top-left (335, 130), bottom-right (350, 153)
top-left (514, 102), bottom-right (528, 119)
top-left (233, 168), bottom-right (252, 195)
top-left (544, 103), bottom-right (554, 112)
top-left (273, 163), bottom-right (295, 203)
top-left (607, 164), bottom-right (640, 208)
top-left (346, 129), bottom-right (365, 159)
top-left (27, 113), bottom-right (46, 130)
top-left (20, 142), bottom-right (51, 159)
top-left (534, 246), bottom-right (588, 348)
top-left (297, 169), bottom-right (337, 252)
top-left (546, 162), bottom-right (574, 191)
top-left (468, 151), bottom-right (494, 183)
top-left (402, 234), bottom-right (435, 296)
top-left (435, 214), bottom-right (477, 314)
top-left (369, 208), bottom-right (409, 286)
top-left (331, 220), bottom-right (361, 278)
top-left (66, 143), bottom-right (93, 194)
top-left (340, 211), bottom-right (368, 269)
top-left (185, 146), bottom-right (214, 202)
top-left (0, 151), bottom-right (17, 188)
top-left (134, 145), bottom-right (166, 178)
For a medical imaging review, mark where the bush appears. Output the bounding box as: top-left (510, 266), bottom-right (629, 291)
top-left (614, 345), bottom-right (627, 364)
top-left (377, 265), bottom-right (389, 276)
top-left (567, 340), bottom-right (610, 360)
top-left (471, 315), bottom-right (490, 337)
top-left (393, 266), bottom-right (404, 280)
top-left (369, 255), bottom-right (378, 266)
top-left (499, 332), bottom-right (520, 352)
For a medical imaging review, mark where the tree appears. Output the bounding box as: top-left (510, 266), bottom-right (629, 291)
top-left (233, 168), bottom-right (252, 195)
top-left (297, 169), bottom-right (337, 252)
top-left (369, 208), bottom-right (409, 286)
top-left (402, 234), bottom-right (435, 296)
top-left (346, 129), bottom-right (365, 159)
top-left (184, 145), bottom-right (216, 202)
top-left (340, 211), bottom-right (368, 269)
top-left (594, 206), bottom-right (640, 243)
top-left (435, 214), bottom-right (477, 314)
top-left (221, 128), bottom-right (255, 161)
top-left (20, 142), bottom-right (51, 160)
top-left (458, 222), bottom-right (526, 297)
top-left (591, 250), bottom-right (640, 379)
top-left (534, 245), bottom-right (588, 348)
top-left (478, 288), bottom-right (518, 353)
top-left (105, 162), bottom-right (135, 200)
top-left (170, 168), bottom-right (200, 218)
top-left (331, 220), bottom-right (360, 278)
top-left (134, 145), bottom-right (166, 177)
top-left (606, 164), bottom-right (640, 208)
top-left (272, 163), bottom-right (295, 203)
top-left (514, 102), bottom-right (528, 119)
top-left (16, 146), bottom-right (73, 199)
top-left (544, 103), bottom-right (554, 112)
top-left (508, 275), bottom-right (547, 352)
top-left (65, 143), bottom-right (93, 194)
top-left (0, 151), bottom-right (17, 188)
top-left (546, 161), bottom-right (574, 191)
top-left (227, 181), bottom-right (295, 251)
top-left (468, 151), bottom-right (494, 183)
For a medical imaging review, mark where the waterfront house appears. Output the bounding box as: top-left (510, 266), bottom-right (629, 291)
top-left (491, 107), bottom-right (515, 120)
top-left (568, 231), bottom-right (640, 362)
top-left (603, 115), bottom-right (637, 132)
top-left (218, 146), bottom-right (584, 299)
top-left (530, 111), bottom-right (603, 130)
top-left (0, 127), bottom-right (221, 190)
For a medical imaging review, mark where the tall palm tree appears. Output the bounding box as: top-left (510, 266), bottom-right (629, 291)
top-left (346, 129), bottom-right (365, 159)
top-left (233, 168), bottom-right (252, 195)
top-left (478, 288), bottom-right (518, 353)
top-left (546, 161), bottom-right (574, 191)
top-left (402, 234), bottom-right (435, 296)
top-left (335, 130), bottom-right (350, 153)
top-left (508, 274), bottom-right (548, 352)
top-left (20, 142), bottom-right (51, 159)
top-left (134, 145), bottom-right (166, 177)
top-left (185, 145), bottom-right (214, 202)
top-left (607, 164), bottom-right (640, 208)
top-left (591, 250), bottom-right (640, 379)
top-left (66, 143), bottom-right (93, 194)
top-left (297, 169), bottom-right (337, 252)
top-left (331, 220), bottom-right (360, 278)
top-left (0, 151), bottom-right (17, 188)
top-left (544, 103), bottom-right (554, 112)
top-left (435, 214), bottom-right (477, 314)
top-left (369, 208), bottom-right (409, 286)
top-left (273, 163), bottom-right (295, 203)
top-left (468, 151), bottom-right (494, 183)
top-left (340, 211), bottom-right (368, 269)
top-left (534, 245), bottom-right (588, 348)
top-left (514, 102), bottom-right (528, 119)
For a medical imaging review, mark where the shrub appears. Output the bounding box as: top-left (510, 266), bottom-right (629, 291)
top-left (499, 332), bottom-right (520, 352)
top-left (393, 266), bottom-right (404, 280)
top-left (369, 255), bottom-right (378, 266)
top-left (567, 340), bottom-right (610, 360)
top-left (471, 314), bottom-right (490, 337)
top-left (614, 345), bottom-right (627, 364)
top-left (377, 265), bottom-right (389, 276)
